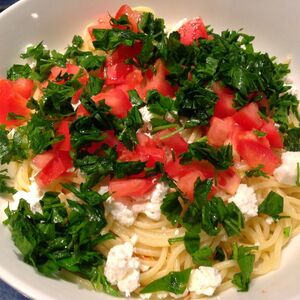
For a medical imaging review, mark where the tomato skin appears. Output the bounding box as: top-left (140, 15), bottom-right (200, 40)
top-left (260, 119), bottom-right (283, 148)
top-left (109, 43), bottom-right (142, 65)
top-left (109, 178), bottom-right (155, 198)
top-left (236, 138), bottom-right (281, 174)
top-left (76, 104), bottom-right (90, 117)
top-left (105, 61), bottom-right (134, 85)
top-left (32, 151), bottom-right (56, 169)
top-left (0, 79), bottom-right (30, 126)
top-left (216, 167), bottom-right (240, 195)
top-left (12, 78), bottom-right (34, 99)
top-left (144, 59), bottom-right (176, 98)
top-left (88, 15), bottom-right (112, 40)
top-left (212, 82), bottom-right (236, 118)
top-left (232, 102), bottom-right (263, 130)
top-left (178, 17), bottom-right (208, 45)
top-left (165, 159), bottom-right (215, 179)
top-left (207, 117), bottom-right (234, 147)
top-left (115, 4), bottom-right (141, 33)
top-left (53, 121), bottom-right (71, 151)
top-left (177, 170), bottom-right (205, 200)
top-left (154, 129), bottom-right (188, 155)
top-left (92, 88), bottom-right (132, 118)
top-left (36, 151), bottom-right (73, 186)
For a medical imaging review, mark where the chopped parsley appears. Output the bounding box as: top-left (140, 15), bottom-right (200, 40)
top-left (258, 191), bottom-right (284, 220)
top-left (245, 165), bottom-right (269, 178)
top-left (141, 269), bottom-right (192, 295)
top-left (232, 243), bottom-right (258, 291)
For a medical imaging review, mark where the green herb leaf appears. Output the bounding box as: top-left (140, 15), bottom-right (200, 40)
top-left (232, 243), bottom-right (258, 291)
top-left (245, 165), bottom-right (269, 178)
top-left (284, 128), bottom-right (300, 151)
top-left (0, 170), bottom-right (16, 195)
top-left (140, 269), bottom-right (192, 295)
top-left (258, 191), bottom-right (284, 220)
top-left (160, 192), bottom-right (182, 225)
top-left (184, 225), bottom-right (200, 255)
top-left (180, 142), bottom-right (233, 170)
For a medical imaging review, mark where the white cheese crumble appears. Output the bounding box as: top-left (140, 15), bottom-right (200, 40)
top-left (228, 184), bottom-right (258, 219)
top-left (12, 178), bottom-right (44, 212)
top-left (139, 106), bottom-right (152, 124)
top-left (104, 182), bottom-right (169, 226)
top-left (104, 242), bottom-right (141, 297)
top-left (274, 151), bottom-right (300, 186)
top-left (188, 266), bottom-right (222, 296)
top-left (266, 216), bottom-right (274, 225)
top-left (105, 198), bottom-right (137, 227)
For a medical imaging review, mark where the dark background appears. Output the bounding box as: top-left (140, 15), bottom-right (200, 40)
top-left (0, 1), bottom-right (28, 298)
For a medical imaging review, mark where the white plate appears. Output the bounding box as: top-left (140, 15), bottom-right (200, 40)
top-left (0, 0), bottom-right (300, 299)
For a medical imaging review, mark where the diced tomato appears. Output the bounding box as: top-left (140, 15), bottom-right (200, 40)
top-left (109, 178), bottom-right (155, 198)
top-left (154, 129), bottom-right (188, 155)
top-left (165, 159), bottom-right (215, 179)
top-left (137, 132), bottom-right (157, 148)
top-left (178, 17), bottom-right (208, 45)
top-left (87, 130), bottom-right (123, 154)
top-left (36, 151), bottom-right (73, 186)
top-left (105, 61), bottom-right (134, 85)
top-left (0, 79), bottom-right (30, 126)
top-left (115, 4), bottom-right (141, 33)
top-left (231, 125), bottom-right (270, 150)
top-left (207, 117), bottom-right (234, 147)
top-left (53, 121), bottom-right (71, 151)
top-left (32, 151), bottom-right (56, 169)
top-left (144, 59), bottom-right (176, 98)
top-left (236, 138), bottom-right (281, 174)
top-left (88, 15), bottom-right (112, 40)
top-left (12, 78), bottom-right (34, 99)
top-left (216, 167), bottom-right (240, 195)
top-left (92, 88), bottom-right (132, 118)
top-left (109, 43), bottom-right (143, 65)
top-left (260, 119), bottom-right (283, 148)
top-left (212, 82), bottom-right (236, 118)
top-left (76, 104), bottom-right (90, 117)
top-left (232, 102), bottom-right (263, 130)
top-left (177, 170), bottom-right (205, 200)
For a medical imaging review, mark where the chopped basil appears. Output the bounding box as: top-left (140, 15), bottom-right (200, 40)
top-left (232, 243), bottom-right (258, 291)
top-left (180, 142), bottom-right (233, 170)
top-left (160, 192), bottom-right (182, 225)
top-left (0, 169), bottom-right (16, 195)
top-left (258, 191), bottom-right (284, 220)
top-left (245, 165), bottom-right (269, 178)
top-left (140, 269), bottom-right (192, 295)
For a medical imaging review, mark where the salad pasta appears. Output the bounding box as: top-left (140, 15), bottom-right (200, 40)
top-left (1, 4), bottom-right (300, 299)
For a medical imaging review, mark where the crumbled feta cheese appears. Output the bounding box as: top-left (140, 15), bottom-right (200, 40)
top-left (105, 198), bottom-right (137, 227)
top-left (274, 152), bottom-right (300, 186)
top-left (104, 242), bottom-right (140, 297)
top-left (104, 183), bottom-right (169, 226)
top-left (12, 179), bottom-right (44, 212)
top-left (188, 266), bottom-right (222, 296)
top-left (133, 182), bottom-right (169, 221)
top-left (266, 216), bottom-right (274, 225)
top-left (139, 106), bottom-right (152, 123)
top-left (228, 184), bottom-right (258, 218)
top-left (174, 229), bottom-right (180, 236)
